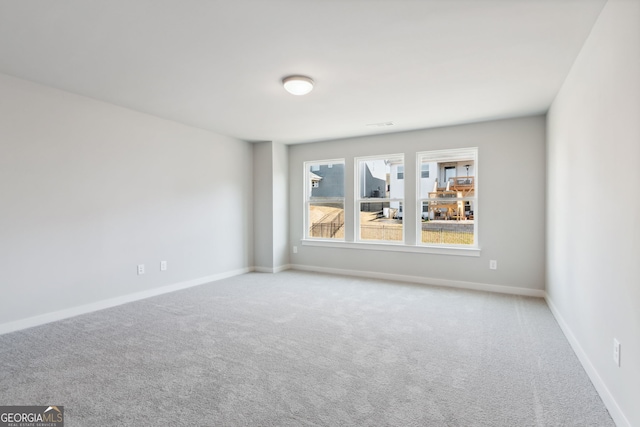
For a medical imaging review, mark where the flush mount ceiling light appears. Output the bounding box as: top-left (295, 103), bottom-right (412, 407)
top-left (282, 75), bottom-right (314, 96)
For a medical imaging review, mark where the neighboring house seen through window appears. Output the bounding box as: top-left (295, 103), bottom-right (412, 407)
top-left (357, 155), bottom-right (404, 243)
top-left (303, 148), bottom-right (477, 252)
top-left (418, 148), bottom-right (477, 247)
top-left (305, 160), bottom-right (345, 240)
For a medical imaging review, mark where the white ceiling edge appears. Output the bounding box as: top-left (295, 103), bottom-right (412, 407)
top-left (0, 0), bottom-right (607, 145)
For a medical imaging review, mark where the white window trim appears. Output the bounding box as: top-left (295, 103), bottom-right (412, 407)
top-left (355, 154), bottom-right (404, 243)
top-left (301, 239), bottom-right (481, 257)
top-left (416, 147), bottom-right (478, 249)
top-left (304, 158), bottom-right (345, 241)
top-left (300, 150), bottom-right (481, 257)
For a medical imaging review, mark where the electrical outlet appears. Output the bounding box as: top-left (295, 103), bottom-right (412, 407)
top-left (489, 260), bottom-right (497, 270)
top-left (137, 264), bottom-right (145, 275)
top-left (613, 339), bottom-right (620, 366)
top-left (160, 260), bottom-right (167, 271)
top-left (293, 246), bottom-right (298, 254)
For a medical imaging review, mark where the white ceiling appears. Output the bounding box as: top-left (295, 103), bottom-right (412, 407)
top-left (0, 0), bottom-right (606, 144)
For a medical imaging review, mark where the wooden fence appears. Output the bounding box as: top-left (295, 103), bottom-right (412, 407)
top-left (421, 229), bottom-right (474, 245)
top-left (360, 225), bottom-right (403, 241)
top-left (310, 211), bottom-right (344, 238)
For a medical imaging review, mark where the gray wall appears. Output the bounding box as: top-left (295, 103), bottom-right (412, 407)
top-left (273, 142), bottom-right (289, 270)
top-left (546, 1), bottom-right (640, 425)
top-left (253, 142), bottom-right (274, 270)
top-left (0, 73), bottom-right (254, 327)
top-left (253, 141), bottom-right (289, 271)
top-left (289, 116), bottom-right (546, 291)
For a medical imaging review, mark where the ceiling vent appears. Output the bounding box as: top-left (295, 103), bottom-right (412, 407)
top-left (366, 121), bottom-right (395, 127)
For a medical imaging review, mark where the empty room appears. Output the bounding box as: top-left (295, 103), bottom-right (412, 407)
top-left (0, 1), bottom-right (638, 426)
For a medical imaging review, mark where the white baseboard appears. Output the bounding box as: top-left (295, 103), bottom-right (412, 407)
top-left (289, 264), bottom-right (545, 298)
top-left (254, 264), bottom-right (292, 274)
top-left (0, 267), bottom-right (252, 336)
top-left (545, 295), bottom-right (630, 427)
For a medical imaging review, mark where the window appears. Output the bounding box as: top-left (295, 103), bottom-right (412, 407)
top-left (305, 160), bottom-right (345, 240)
top-left (356, 155), bottom-right (404, 242)
top-left (302, 148), bottom-right (479, 256)
top-left (417, 148), bottom-right (477, 247)
top-left (421, 164), bottom-right (429, 178)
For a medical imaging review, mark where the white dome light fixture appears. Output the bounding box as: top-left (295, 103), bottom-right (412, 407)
top-left (282, 75), bottom-right (314, 96)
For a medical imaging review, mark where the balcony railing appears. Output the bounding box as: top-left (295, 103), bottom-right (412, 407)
top-left (434, 176), bottom-right (474, 196)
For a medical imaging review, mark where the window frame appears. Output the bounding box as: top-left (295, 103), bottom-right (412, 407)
top-left (300, 149), bottom-right (481, 257)
top-left (355, 154), bottom-right (405, 244)
top-left (416, 148), bottom-right (478, 249)
top-left (304, 158), bottom-right (346, 241)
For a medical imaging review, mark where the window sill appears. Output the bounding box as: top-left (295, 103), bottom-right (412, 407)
top-left (301, 239), bottom-right (481, 257)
